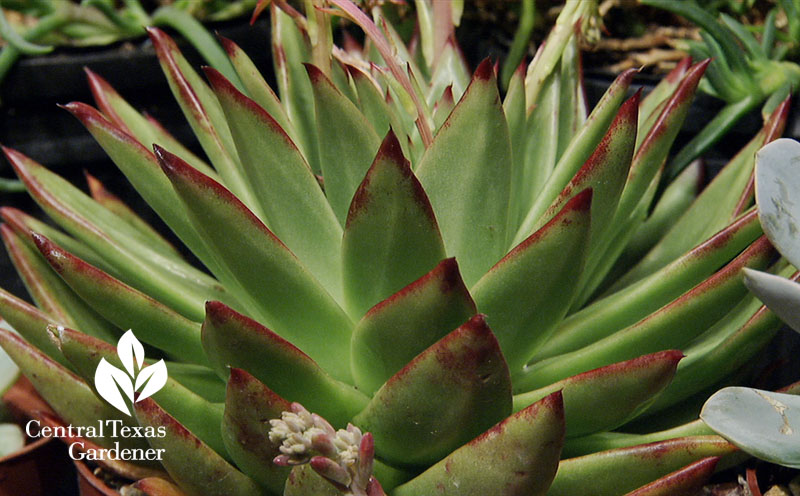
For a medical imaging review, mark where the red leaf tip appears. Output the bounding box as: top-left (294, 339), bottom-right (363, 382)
top-left (474, 58), bottom-right (494, 82)
top-left (565, 188), bottom-right (593, 213)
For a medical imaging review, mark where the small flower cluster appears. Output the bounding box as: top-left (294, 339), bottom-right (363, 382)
top-left (269, 403), bottom-right (383, 496)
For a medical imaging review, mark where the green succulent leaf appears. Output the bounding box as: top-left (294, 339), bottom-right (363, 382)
top-left (538, 208), bottom-right (762, 360)
top-left (206, 66), bottom-right (343, 298)
top-left (84, 69), bottom-right (217, 179)
top-left (307, 63), bottom-right (382, 226)
top-left (0, 287), bottom-right (66, 366)
top-left (33, 233), bottom-right (207, 366)
top-left (134, 398), bottom-right (263, 496)
top-left (638, 57), bottom-right (692, 128)
top-left (222, 368), bottom-right (291, 493)
top-left (518, 236), bottom-right (774, 390)
top-left (701, 387), bottom-right (800, 468)
top-left (0, 327), bottom-right (148, 453)
top-left (622, 457), bottom-right (719, 496)
top-left (156, 147), bottom-right (354, 381)
top-left (342, 130), bottom-right (447, 319)
top-left (613, 99), bottom-right (789, 290)
top-left (1, 226), bottom-right (119, 344)
top-left (219, 36), bottom-right (295, 141)
top-left (350, 257), bottom-right (476, 395)
top-left (549, 436), bottom-right (737, 496)
top-left (202, 301), bottom-right (367, 427)
top-left (348, 65), bottom-right (393, 140)
top-left (473, 189), bottom-right (592, 371)
top-left (147, 27), bottom-right (259, 214)
top-left (416, 60), bottom-right (512, 286)
top-left (515, 69), bottom-right (637, 245)
top-left (4, 146), bottom-right (228, 322)
top-left (514, 350), bottom-right (682, 437)
top-left (755, 138), bottom-right (800, 269)
top-left (353, 315), bottom-right (512, 467)
top-left (392, 391), bottom-right (564, 496)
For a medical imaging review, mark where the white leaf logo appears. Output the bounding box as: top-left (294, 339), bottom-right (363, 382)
top-left (94, 330), bottom-right (168, 416)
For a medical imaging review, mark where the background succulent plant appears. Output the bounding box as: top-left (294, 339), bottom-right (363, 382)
top-left (0, 0), bottom-right (795, 494)
top-left (701, 138), bottom-right (800, 471)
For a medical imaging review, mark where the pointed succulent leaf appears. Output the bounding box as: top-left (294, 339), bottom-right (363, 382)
top-left (649, 280), bottom-right (790, 413)
top-left (348, 64), bottom-right (392, 139)
top-left (55, 326), bottom-right (227, 457)
top-left (416, 60), bottom-right (512, 286)
top-left (271, 6), bottom-right (320, 173)
top-left (538, 208), bottom-right (762, 359)
top-left (350, 258), bottom-right (476, 395)
top-left (131, 477), bottom-right (187, 496)
top-left (622, 160), bottom-right (704, 265)
top-left (0, 328), bottom-right (148, 452)
top-left (622, 457), bottom-right (719, 496)
top-left (147, 28), bottom-right (259, 213)
top-left (472, 189), bottom-right (592, 371)
top-left (0, 287), bottom-right (66, 365)
top-left (744, 267), bottom-right (800, 332)
top-left (701, 387), bottom-right (800, 468)
top-left (221, 368), bottom-right (291, 492)
top-left (526, 91), bottom-right (639, 255)
top-left (614, 99), bottom-right (789, 289)
top-left (1, 207), bottom-right (108, 271)
top-left (307, 63), bottom-right (382, 226)
top-left (517, 69), bottom-right (637, 244)
top-left (206, 66), bottom-right (343, 297)
top-left (513, 350), bottom-right (683, 437)
top-left (84, 172), bottom-right (180, 260)
top-left (755, 138), bottom-right (800, 269)
top-left (33, 234), bottom-right (207, 365)
top-left (1, 226), bottom-right (119, 343)
top-left (392, 391), bottom-right (564, 496)
top-left (134, 398), bottom-right (263, 496)
top-left (638, 57), bottom-right (692, 125)
top-left (202, 301), bottom-right (367, 427)
top-left (616, 60), bottom-right (708, 223)
top-left (156, 147), bottom-right (354, 381)
top-left (518, 236), bottom-right (774, 390)
top-left (85, 68), bottom-right (216, 179)
top-left (353, 315), bottom-right (512, 466)
top-left (218, 35), bottom-right (295, 139)
top-left (342, 131), bottom-right (447, 319)
top-left (548, 436), bottom-right (737, 496)
top-left (4, 146), bottom-right (228, 322)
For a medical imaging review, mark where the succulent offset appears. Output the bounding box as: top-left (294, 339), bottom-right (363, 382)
top-left (0, 0), bottom-right (794, 494)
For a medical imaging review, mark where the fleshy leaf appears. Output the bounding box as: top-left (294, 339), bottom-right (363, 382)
top-left (342, 131), bottom-right (447, 319)
top-left (416, 60), bottom-right (512, 286)
top-left (156, 146), bottom-right (354, 382)
top-left (744, 267), bottom-right (800, 332)
top-left (206, 66), bottom-right (343, 297)
top-left (134, 398), bottom-right (262, 496)
top-left (517, 236), bottom-right (774, 390)
top-left (754, 138), bottom-right (800, 269)
top-left (473, 189), bottom-right (592, 371)
top-left (350, 258), bottom-right (476, 395)
top-left (307, 63), bottom-right (382, 225)
top-left (222, 368), bottom-right (291, 492)
top-left (0, 287), bottom-right (66, 365)
top-left (353, 315), bottom-right (512, 466)
top-left (549, 436), bottom-right (737, 496)
top-left (392, 392), bottom-right (564, 496)
top-left (513, 350), bottom-right (683, 437)
top-left (701, 387), bottom-right (800, 468)
top-left (33, 233), bottom-right (207, 365)
top-left (622, 457), bottom-right (719, 496)
top-left (202, 301), bottom-right (367, 427)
